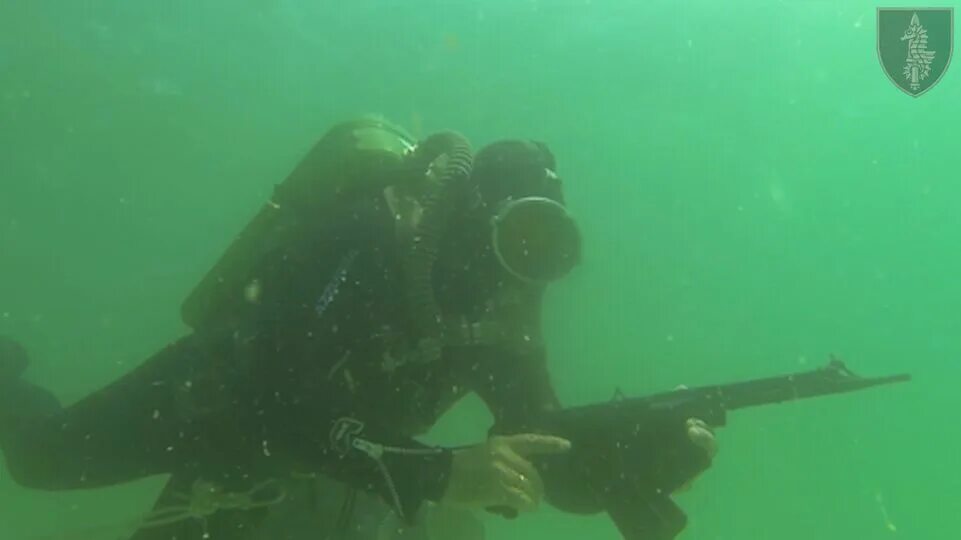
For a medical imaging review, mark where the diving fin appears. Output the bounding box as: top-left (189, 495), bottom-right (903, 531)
top-left (0, 336), bottom-right (29, 384)
top-left (0, 337), bottom-right (61, 434)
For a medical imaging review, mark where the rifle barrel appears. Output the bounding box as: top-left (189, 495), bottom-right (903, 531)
top-left (719, 360), bottom-right (911, 411)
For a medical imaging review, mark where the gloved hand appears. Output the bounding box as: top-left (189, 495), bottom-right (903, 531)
top-left (440, 434), bottom-right (571, 513)
top-left (673, 417), bottom-right (717, 493)
top-left (0, 336), bottom-right (29, 385)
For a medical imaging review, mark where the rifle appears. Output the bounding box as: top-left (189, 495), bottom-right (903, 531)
top-left (516, 359), bottom-right (910, 540)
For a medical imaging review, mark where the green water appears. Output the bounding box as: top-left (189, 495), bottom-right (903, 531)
top-left (1, 1), bottom-right (958, 539)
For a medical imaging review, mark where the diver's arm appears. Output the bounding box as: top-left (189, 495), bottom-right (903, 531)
top-left (267, 395), bottom-right (453, 523)
top-left (465, 289), bottom-right (562, 432)
top-left (471, 344), bottom-right (562, 435)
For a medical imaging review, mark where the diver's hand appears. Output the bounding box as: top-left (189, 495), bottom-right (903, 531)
top-left (674, 417), bottom-right (717, 493)
top-left (441, 434), bottom-right (571, 513)
top-left (686, 418), bottom-right (717, 458)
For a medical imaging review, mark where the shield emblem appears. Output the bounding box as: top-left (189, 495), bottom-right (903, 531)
top-left (877, 8), bottom-right (954, 96)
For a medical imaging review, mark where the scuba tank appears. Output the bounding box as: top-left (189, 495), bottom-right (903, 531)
top-left (181, 117), bottom-right (476, 360)
top-left (181, 117), bottom-right (418, 330)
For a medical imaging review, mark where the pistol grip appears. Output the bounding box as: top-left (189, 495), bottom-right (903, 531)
top-left (604, 485), bottom-right (687, 540)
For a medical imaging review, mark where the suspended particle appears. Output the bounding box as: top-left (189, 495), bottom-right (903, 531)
top-left (244, 279), bottom-right (262, 304)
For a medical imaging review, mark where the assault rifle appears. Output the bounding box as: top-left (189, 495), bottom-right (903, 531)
top-left (511, 359), bottom-right (910, 540)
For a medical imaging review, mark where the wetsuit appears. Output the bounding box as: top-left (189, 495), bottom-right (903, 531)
top-left (0, 184), bottom-right (560, 539)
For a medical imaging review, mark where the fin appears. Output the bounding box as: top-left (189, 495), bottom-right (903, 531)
top-left (0, 338), bottom-right (60, 420)
top-left (0, 336), bottom-right (28, 383)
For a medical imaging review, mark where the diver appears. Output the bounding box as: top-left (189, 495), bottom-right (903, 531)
top-left (0, 118), bottom-right (716, 539)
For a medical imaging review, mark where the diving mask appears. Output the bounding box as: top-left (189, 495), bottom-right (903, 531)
top-left (490, 196), bottom-right (582, 284)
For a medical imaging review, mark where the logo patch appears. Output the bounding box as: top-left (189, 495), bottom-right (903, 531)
top-left (877, 7), bottom-right (954, 96)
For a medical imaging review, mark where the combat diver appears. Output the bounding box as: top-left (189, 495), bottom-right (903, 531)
top-left (0, 118), bottom-right (716, 539)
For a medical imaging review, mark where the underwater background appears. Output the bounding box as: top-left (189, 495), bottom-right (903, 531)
top-left (1, 0), bottom-right (958, 539)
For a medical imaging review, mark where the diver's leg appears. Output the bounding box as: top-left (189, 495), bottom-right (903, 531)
top-left (0, 334), bottom-right (234, 490)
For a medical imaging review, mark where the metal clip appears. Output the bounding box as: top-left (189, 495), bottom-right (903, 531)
top-left (329, 417), bottom-right (365, 456)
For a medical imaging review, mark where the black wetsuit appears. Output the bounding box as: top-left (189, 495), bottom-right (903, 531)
top-left (0, 190), bottom-right (560, 539)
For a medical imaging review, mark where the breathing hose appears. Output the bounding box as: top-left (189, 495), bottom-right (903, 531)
top-left (402, 131), bottom-right (474, 364)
